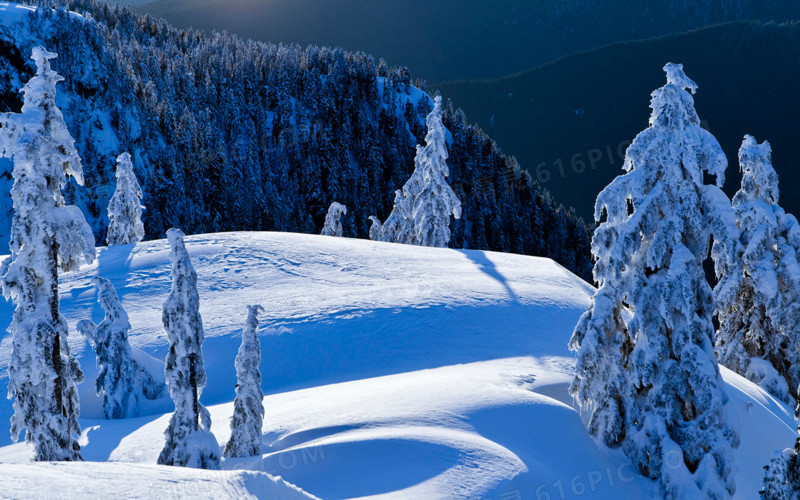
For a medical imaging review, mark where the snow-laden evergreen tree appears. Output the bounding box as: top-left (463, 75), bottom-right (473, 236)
top-left (158, 228), bottom-right (221, 469)
top-left (321, 202), bottom-right (347, 237)
top-left (376, 97), bottom-right (461, 247)
top-left (77, 277), bottom-right (165, 419)
top-left (715, 136), bottom-right (800, 406)
top-left (409, 96), bottom-right (462, 247)
top-left (106, 152), bottom-right (145, 246)
top-left (569, 63), bottom-right (739, 498)
top-left (368, 216), bottom-right (382, 241)
top-left (0, 47), bottom-right (95, 462)
top-left (223, 305), bottom-right (265, 458)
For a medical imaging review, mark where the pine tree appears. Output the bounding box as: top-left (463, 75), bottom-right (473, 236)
top-left (321, 202), bottom-right (347, 237)
top-left (223, 305), bottom-right (265, 458)
top-left (716, 136), bottom-right (800, 406)
top-left (569, 63), bottom-right (739, 498)
top-left (78, 277), bottom-right (165, 419)
top-left (0, 47), bottom-right (95, 462)
top-left (158, 228), bottom-right (221, 469)
top-left (410, 96), bottom-right (462, 247)
top-left (377, 97), bottom-right (461, 247)
top-left (106, 151), bottom-right (145, 246)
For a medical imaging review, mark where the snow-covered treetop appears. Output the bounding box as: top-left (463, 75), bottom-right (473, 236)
top-left (1, 46), bottom-right (94, 274)
top-left (244, 304), bottom-right (263, 333)
top-left (92, 276), bottom-right (128, 324)
top-left (106, 151), bottom-right (145, 245)
top-left (19, 46), bottom-right (84, 186)
top-left (417, 96), bottom-right (450, 179)
top-left (735, 135), bottom-right (778, 206)
top-left (663, 62), bottom-right (698, 94)
top-left (598, 63), bottom-right (729, 223)
top-left (166, 228), bottom-right (198, 294)
top-left (321, 202), bottom-right (347, 237)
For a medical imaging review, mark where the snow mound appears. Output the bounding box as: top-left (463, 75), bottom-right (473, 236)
top-left (0, 232), bottom-right (796, 498)
top-left (0, 461), bottom-right (317, 499)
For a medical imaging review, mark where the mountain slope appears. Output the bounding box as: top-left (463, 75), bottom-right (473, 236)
top-left (0, 232), bottom-right (795, 498)
top-left (134, 0), bottom-right (800, 83)
top-left (437, 21), bottom-right (800, 221)
top-left (0, 0), bottom-right (592, 280)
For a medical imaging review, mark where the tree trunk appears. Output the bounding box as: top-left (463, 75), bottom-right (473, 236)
top-left (50, 236), bottom-right (63, 415)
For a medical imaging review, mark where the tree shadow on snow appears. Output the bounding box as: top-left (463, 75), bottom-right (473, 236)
top-left (456, 249), bottom-right (519, 303)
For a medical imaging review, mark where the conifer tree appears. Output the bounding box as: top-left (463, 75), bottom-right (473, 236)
top-left (569, 63), bottom-right (739, 498)
top-left (410, 96), bottom-right (462, 247)
top-left (321, 202), bottom-right (347, 237)
top-left (377, 96), bottom-right (461, 247)
top-left (158, 228), bottom-right (221, 469)
top-left (0, 47), bottom-right (95, 462)
top-left (224, 305), bottom-right (265, 458)
top-left (106, 151), bottom-right (145, 246)
top-left (716, 136), bottom-right (800, 405)
top-left (78, 277), bottom-right (165, 419)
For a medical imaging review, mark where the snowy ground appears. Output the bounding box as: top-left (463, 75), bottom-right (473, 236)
top-left (0, 232), bottom-right (796, 498)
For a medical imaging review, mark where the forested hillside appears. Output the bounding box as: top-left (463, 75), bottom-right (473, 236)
top-left (0, 0), bottom-right (592, 280)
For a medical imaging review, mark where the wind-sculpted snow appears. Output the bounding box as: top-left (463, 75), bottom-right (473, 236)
top-left (0, 232), bottom-right (796, 498)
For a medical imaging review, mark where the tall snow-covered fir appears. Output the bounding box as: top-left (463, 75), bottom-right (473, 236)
top-left (224, 305), bottom-right (265, 459)
top-left (0, 47), bottom-right (95, 462)
top-left (569, 63), bottom-right (739, 498)
top-left (374, 96), bottom-right (461, 247)
top-left (77, 277), bottom-right (164, 419)
top-left (106, 152), bottom-right (145, 246)
top-left (715, 136), bottom-right (800, 406)
top-left (409, 96), bottom-right (462, 247)
top-left (158, 228), bottom-right (221, 469)
top-left (321, 202), bottom-right (347, 237)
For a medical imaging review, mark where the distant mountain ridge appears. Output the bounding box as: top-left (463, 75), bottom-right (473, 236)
top-left (131, 0), bottom-right (800, 83)
top-left (438, 20), bottom-right (800, 221)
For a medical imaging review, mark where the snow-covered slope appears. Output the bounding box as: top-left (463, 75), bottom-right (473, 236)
top-left (0, 233), bottom-right (796, 498)
top-left (0, 461), bottom-right (317, 499)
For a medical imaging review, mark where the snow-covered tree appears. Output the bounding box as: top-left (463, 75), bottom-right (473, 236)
top-left (368, 216), bottom-right (382, 241)
top-left (0, 47), bottom-right (95, 462)
top-left (715, 136), bottom-right (800, 406)
top-left (321, 202), bottom-right (347, 237)
top-left (409, 96), bottom-right (461, 247)
top-left (569, 63), bottom-right (739, 498)
top-left (106, 152), bottom-right (145, 246)
top-left (78, 277), bottom-right (165, 419)
top-left (223, 305), bottom-right (265, 458)
top-left (158, 228), bottom-right (221, 469)
top-left (376, 96), bottom-right (461, 247)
